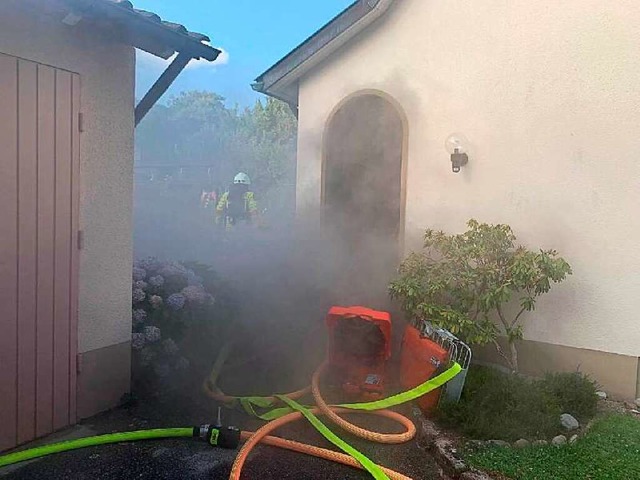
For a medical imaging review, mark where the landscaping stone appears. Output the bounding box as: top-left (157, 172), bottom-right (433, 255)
top-left (487, 440), bottom-right (510, 448)
top-left (434, 438), bottom-right (468, 476)
top-left (437, 466), bottom-right (454, 480)
top-left (635, 398), bottom-right (640, 408)
top-left (417, 418), bottom-right (441, 449)
top-left (569, 434), bottom-right (578, 444)
top-left (533, 439), bottom-right (548, 446)
top-left (412, 413), bottom-right (496, 480)
top-left (514, 439), bottom-right (530, 448)
top-left (596, 391), bottom-right (607, 400)
top-left (560, 413), bottom-right (580, 431)
top-left (552, 435), bottom-right (568, 447)
top-left (460, 469), bottom-right (495, 480)
top-left (466, 440), bottom-right (486, 450)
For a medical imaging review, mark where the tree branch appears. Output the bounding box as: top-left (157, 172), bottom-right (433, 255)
top-left (496, 304), bottom-right (510, 330)
top-left (492, 339), bottom-right (514, 371)
top-left (510, 306), bottom-right (527, 329)
top-left (471, 301), bottom-right (481, 322)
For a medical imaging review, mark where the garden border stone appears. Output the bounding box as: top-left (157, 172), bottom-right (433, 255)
top-left (416, 416), bottom-right (496, 480)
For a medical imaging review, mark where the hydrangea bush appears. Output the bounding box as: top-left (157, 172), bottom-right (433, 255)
top-left (131, 257), bottom-right (217, 382)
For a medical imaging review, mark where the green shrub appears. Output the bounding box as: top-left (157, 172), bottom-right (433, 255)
top-left (437, 366), bottom-right (561, 441)
top-left (389, 220), bottom-right (572, 372)
top-left (539, 371), bottom-right (598, 422)
top-left (437, 366), bottom-right (599, 441)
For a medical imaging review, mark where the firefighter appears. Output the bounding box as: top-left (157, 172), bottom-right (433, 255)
top-left (215, 172), bottom-right (259, 230)
top-left (200, 186), bottom-right (218, 229)
top-left (200, 187), bottom-right (218, 210)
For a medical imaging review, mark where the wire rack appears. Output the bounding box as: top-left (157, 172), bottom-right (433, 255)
top-left (417, 320), bottom-right (472, 404)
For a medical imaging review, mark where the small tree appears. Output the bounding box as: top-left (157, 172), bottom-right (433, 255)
top-left (389, 219), bottom-right (572, 372)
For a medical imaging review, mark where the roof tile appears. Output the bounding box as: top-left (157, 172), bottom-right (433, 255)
top-left (106, 0), bottom-right (210, 42)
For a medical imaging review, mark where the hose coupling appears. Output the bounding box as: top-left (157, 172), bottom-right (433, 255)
top-left (197, 424), bottom-right (241, 449)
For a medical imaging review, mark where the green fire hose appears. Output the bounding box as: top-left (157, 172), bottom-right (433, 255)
top-left (0, 429), bottom-right (192, 468)
top-left (0, 425), bottom-right (242, 468)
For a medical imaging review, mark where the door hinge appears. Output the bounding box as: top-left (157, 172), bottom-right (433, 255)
top-left (78, 112), bottom-right (84, 132)
top-left (77, 230), bottom-right (84, 250)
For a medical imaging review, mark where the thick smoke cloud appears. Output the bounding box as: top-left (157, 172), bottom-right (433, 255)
top-left (133, 93), bottom-right (405, 387)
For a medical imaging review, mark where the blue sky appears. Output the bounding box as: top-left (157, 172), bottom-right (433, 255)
top-left (134, 0), bottom-right (354, 107)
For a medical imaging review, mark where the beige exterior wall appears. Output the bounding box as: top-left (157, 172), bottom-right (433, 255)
top-left (0, 3), bottom-right (135, 354)
top-left (296, 0), bottom-right (640, 396)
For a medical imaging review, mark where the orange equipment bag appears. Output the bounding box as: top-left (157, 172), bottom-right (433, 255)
top-left (325, 306), bottom-right (392, 400)
top-left (400, 324), bottom-right (449, 415)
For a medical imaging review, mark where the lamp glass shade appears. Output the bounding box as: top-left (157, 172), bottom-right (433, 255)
top-left (445, 134), bottom-right (469, 154)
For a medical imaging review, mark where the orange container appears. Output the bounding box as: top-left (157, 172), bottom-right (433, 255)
top-left (400, 324), bottom-right (449, 415)
top-left (326, 306), bottom-right (392, 360)
top-left (326, 306), bottom-right (392, 399)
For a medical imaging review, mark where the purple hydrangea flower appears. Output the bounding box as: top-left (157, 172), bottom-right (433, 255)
top-left (132, 288), bottom-right (146, 304)
top-left (166, 293), bottom-right (186, 311)
top-left (132, 267), bottom-right (147, 282)
top-left (181, 285), bottom-right (208, 305)
top-left (161, 339), bottom-right (179, 356)
top-left (136, 257), bottom-right (160, 273)
top-left (134, 280), bottom-right (148, 291)
top-left (186, 269), bottom-right (203, 287)
top-left (149, 295), bottom-right (163, 309)
top-left (132, 309), bottom-right (147, 326)
top-left (176, 357), bottom-right (190, 370)
top-left (158, 261), bottom-right (188, 279)
top-left (154, 362), bottom-right (172, 378)
top-left (132, 333), bottom-right (146, 350)
top-left (143, 325), bottom-right (161, 343)
top-left (138, 347), bottom-right (154, 367)
top-left (148, 275), bottom-right (165, 288)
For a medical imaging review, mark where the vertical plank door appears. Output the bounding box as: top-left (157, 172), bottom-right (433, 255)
top-left (0, 53), bottom-right (80, 451)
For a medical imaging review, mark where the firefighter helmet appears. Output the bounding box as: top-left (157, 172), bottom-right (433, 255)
top-left (233, 172), bottom-right (251, 185)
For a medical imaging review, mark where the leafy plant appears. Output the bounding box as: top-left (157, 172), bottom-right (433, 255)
top-left (389, 219), bottom-right (572, 371)
top-left (539, 371), bottom-right (599, 422)
top-left (131, 257), bottom-right (217, 382)
top-left (437, 366), bottom-right (599, 441)
top-left (437, 366), bottom-right (563, 441)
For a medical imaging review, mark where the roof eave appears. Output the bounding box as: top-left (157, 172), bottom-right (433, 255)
top-left (63, 0), bottom-right (220, 61)
top-left (251, 81), bottom-right (298, 107)
top-left (254, 0), bottom-right (395, 106)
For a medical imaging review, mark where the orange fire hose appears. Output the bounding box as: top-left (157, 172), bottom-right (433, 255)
top-left (204, 384), bottom-right (311, 406)
top-left (234, 408), bottom-right (413, 480)
top-left (204, 360), bottom-right (417, 480)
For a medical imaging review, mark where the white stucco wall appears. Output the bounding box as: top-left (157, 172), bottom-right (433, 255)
top-left (297, 0), bottom-right (640, 358)
top-left (0, 3), bottom-right (135, 353)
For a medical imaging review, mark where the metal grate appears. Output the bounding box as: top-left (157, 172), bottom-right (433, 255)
top-left (417, 320), bottom-right (472, 404)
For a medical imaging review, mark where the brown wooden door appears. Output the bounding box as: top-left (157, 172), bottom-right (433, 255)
top-left (0, 53), bottom-right (80, 450)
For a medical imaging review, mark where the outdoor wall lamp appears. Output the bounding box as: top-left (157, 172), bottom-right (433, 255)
top-left (445, 134), bottom-right (469, 173)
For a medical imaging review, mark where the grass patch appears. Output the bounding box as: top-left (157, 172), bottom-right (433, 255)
top-left (466, 414), bottom-right (640, 480)
top-left (436, 366), bottom-right (598, 441)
